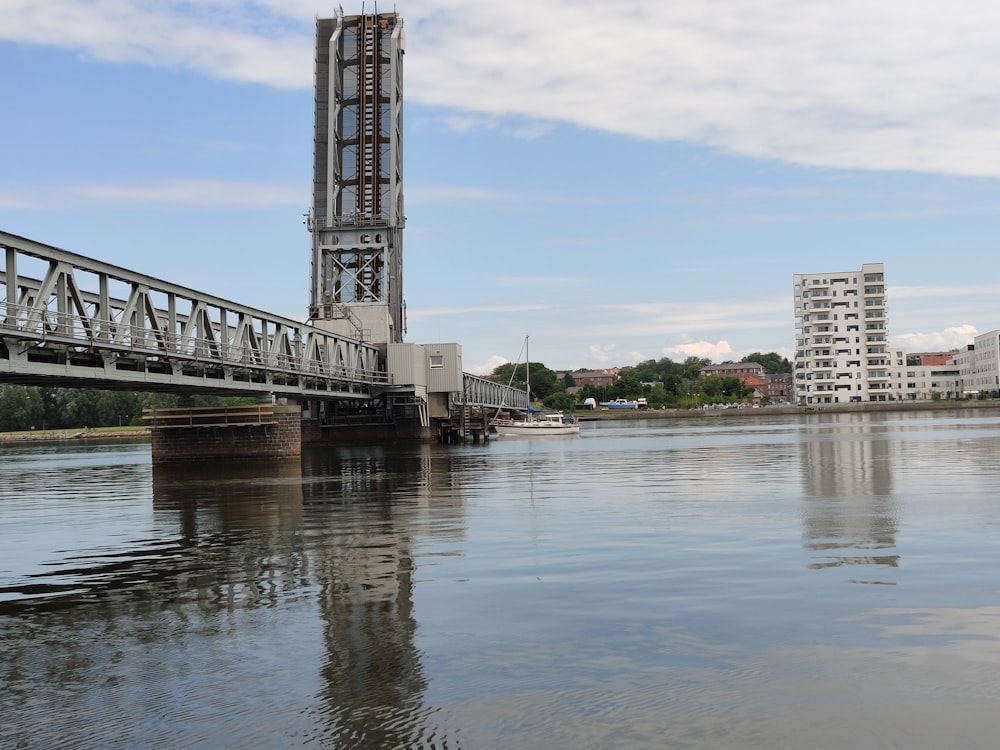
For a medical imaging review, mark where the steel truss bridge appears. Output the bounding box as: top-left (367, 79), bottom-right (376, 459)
top-left (0, 230), bottom-right (524, 412)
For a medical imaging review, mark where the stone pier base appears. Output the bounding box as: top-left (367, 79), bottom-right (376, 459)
top-left (146, 405), bottom-right (302, 463)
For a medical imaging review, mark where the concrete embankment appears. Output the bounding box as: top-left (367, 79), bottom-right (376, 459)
top-left (2, 400), bottom-right (998, 443)
top-left (583, 400), bottom-right (1000, 421)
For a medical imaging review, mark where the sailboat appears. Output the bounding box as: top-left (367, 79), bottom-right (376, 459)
top-left (491, 336), bottom-right (581, 437)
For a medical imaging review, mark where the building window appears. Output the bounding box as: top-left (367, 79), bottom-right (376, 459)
top-left (429, 355), bottom-right (444, 369)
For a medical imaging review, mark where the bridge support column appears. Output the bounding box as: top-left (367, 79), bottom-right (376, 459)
top-left (145, 405), bottom-right (302, 463)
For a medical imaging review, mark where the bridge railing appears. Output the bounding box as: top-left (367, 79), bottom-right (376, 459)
top-left (460, 372), bottom-right (530, 411)
top-left (1, 299), bottom-right (391, 384)
top-left (1, 230), bottom-right (390, 394)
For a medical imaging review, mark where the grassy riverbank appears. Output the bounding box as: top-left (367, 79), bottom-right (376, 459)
top-left (0, 425), bottom-right (151, 443)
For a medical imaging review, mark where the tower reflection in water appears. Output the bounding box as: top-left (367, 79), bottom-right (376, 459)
top-left (153, 443), bottom-right (469, 747)
top-left (798, 414), bottom-right (900, 581)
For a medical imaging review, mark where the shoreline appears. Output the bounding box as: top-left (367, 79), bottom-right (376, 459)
top-left (0, 427), bottom-right (152, 443)
top-left (584, 399), bottom-right (1000, 420)
top-left (2, 400), bottom-right (998, 443)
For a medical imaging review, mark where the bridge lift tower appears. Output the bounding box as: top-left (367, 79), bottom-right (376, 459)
top-left (309, 11), bottom-right (405, 352)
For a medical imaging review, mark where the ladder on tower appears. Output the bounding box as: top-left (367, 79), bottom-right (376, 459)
top-left (358, 16), bottom-right (380, 219)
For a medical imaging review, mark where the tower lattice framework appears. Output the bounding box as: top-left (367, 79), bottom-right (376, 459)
top-left (309, 11), bottom-right (405, 347)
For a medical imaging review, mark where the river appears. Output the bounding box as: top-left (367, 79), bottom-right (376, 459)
top-left (3, 409), bottom-right (1000, 749)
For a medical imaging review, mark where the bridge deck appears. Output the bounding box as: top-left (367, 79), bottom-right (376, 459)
top-left (1, 230), bottom-right (530, 413)
top-left (1, 230), bottom-right (387, 400)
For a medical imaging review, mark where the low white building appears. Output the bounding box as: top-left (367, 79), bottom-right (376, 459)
top-left (873, 331), bottom-right (1000, 401)
top-left (958, 330), bottom-right (1000, 396)
top-left (893, 360), bottom-right (962, 400)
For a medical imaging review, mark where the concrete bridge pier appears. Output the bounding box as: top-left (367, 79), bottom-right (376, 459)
top-left (145, 404), bottom-right (303, 463)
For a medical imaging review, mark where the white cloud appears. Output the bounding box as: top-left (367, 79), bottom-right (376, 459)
top-left (893, 324), bottom-right (978, 352)
top-left (406, 303), bottom-right (558, 322)
top-left (406, 183), bottom-right (526, 206)
top-left (0, 191), bottom-right (39, 210)
top-left (2, 180), bottom-right (304, 209)
top-left (662, 340), bottom-right (735, 361)
top-left (468, 354), bottom-right (509, 376)
top-left (429, 112), bottom-right (553, 139)
top-left (405, 0), bottom-right (1000, 176)
top-left (7, 1), bottom-right (1000, 175)
top-left (893, 283), bottom-right (1000, 299)
top-left (587, 344), bottom-right (621, 365)
top-left (76, 180), bottom-right (305, 206)
top-left (494, 276), bottom-right (588, 290)
top-left (0, 0), bottom-right (310, 88)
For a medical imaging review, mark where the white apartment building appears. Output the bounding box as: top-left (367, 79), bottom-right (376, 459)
top-left (958, 330), bottom-right (1000, 395)
top-left (793, 262), bottom-right (901, 404)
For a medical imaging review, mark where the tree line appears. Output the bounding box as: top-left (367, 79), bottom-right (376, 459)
top-left (0, 386), bottom-right (253, 433)
top-left (490, 352), bottom-right (791, 412)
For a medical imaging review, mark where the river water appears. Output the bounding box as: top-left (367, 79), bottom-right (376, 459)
top-left (2, 409), bottom-right (1000, 749)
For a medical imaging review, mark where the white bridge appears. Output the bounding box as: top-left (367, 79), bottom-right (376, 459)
top-left (0, 230), bottom-right (526, 412)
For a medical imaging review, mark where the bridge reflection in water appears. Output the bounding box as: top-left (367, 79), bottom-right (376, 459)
top-left (0, 444), bottom-right (471, 747)
top-left (149, 447), bottom-right (462, 747)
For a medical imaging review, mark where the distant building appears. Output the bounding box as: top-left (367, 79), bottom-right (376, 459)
top-left (699, 362), bottom-right (766, 379)
top-left (572, 369), bottom-right (619, 388)
top-left (764, 373), bottom-right (793, 403)
top-left (793, 262), bottom-right (899, 404)
top-left (907, 352), bottom-right (958, 366)
top-left (959, 330), bottom-right (1000, 396)
top-left (895, 358), bottom-right (961, 400)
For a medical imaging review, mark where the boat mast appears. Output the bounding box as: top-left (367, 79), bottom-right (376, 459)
top-left (525, 335), bottom-right (530, 406)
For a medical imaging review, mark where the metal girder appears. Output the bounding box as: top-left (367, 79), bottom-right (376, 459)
top-left (459, 373), bottom-right (531, 411)
top-left (0, 230), bottom-right (388, 400)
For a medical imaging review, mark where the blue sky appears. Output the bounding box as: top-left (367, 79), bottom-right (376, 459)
top-left (3, 1), bottom-right (1000, 374)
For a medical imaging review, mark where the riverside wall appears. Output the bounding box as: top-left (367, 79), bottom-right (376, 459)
top-left (584, 399), bottom-right (1000, 420)
top-left (6, 399), bottom-right (1000, 448)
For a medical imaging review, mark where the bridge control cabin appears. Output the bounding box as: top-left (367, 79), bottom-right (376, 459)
top-left (297, 341), bottom-right (513, 444)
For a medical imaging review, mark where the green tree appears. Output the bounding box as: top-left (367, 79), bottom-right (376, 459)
top-left (491, 361), bottom-right (559, 400)
top-left (740, 352), bottom-right (792, 374)
top-left (0, 386), bottom-right (45, 431)
top-left (631, 357), bottom-right (689, 384)
top-left (699, 375), bottom-right (725, 401)
top-left (610, 371), bottom-right (642, 399)
top-left (696, 375), bottom-right (750, 404)
top-left (662, 373), bottom-right (684, 399)
top-left (682, 357), bottom-right (711, 379)
top-left (543, 391), bottom-right (577, 411)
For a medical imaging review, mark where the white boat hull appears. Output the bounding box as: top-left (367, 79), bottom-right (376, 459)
top-left (492, 418), bottom-right (581, 436)
top-left (493, 424), bottom-right (581, 436)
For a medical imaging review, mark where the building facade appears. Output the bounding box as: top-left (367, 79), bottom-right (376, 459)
top-left (570, 369), bottom-right (620, 388)
top-left (793, 263), bottom-right (899, 404)
top-left (959, 330), bottom-right (1000, 396)
top-left (699, 362), bottom-right (766, 379)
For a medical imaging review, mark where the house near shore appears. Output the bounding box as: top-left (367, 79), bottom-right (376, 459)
top-left (699, 362), bottom-right (766, 380)
top-left (570, 369), bottom-right (620, 388)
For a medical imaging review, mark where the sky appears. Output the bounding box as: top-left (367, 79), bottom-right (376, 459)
top-left (3, 1), bottom-right (1000, 375)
